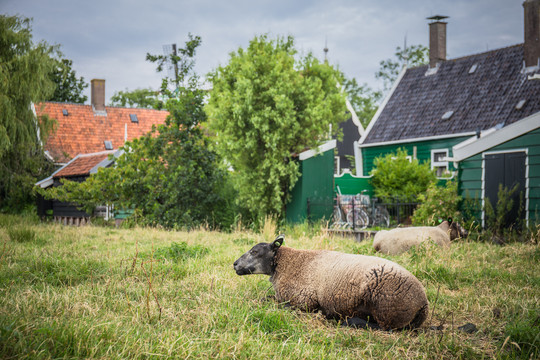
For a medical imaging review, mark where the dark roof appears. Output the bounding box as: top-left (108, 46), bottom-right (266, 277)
top-left (363, 44), bottom-right (540, 144)
top-left (35, 102), bottom-right (168, 163)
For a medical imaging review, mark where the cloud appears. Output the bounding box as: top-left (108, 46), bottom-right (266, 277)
top-left (2, 0), bottom-right (523, 103)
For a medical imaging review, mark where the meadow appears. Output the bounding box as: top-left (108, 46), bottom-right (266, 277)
top-left (0, 214), bottom-right (538, 359)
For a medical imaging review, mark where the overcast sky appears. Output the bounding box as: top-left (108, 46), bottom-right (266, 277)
top-left (2, 0), bottom-right (525, 104)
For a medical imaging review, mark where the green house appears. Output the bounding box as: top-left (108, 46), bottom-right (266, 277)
top-left (352, 4), bottom-right (540, 226)
top-left (286, 140), bottom-right (336, 223)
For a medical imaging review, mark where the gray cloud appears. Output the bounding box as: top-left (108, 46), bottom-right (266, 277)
top-left (2, 0), bottom-right (523, 104)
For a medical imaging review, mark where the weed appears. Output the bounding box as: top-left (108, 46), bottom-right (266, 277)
top-left (152, 241), bottom-right (209, 261)
top-left (7, 226), bottom-right (36, 243)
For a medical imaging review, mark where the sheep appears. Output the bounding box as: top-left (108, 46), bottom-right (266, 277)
top-left (373, 219), bottom-right (468, 256)
top-left (233, 235), bottom-right (429, 330)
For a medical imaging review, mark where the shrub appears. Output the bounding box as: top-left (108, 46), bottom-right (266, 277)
top-left (411, 180), bottom-right (461, 226)
top-left (370, 148), bottom-right (436, 201)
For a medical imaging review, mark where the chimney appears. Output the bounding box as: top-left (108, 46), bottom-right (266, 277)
top-left (524, 0), bottom-right (540, 67)
top-left (91, 79), bottom-right (106, 112)
top-left (427, 15), bottom-right (449, 68)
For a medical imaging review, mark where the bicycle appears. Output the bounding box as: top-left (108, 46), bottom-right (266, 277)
top-left (332, 190), bottom-right (369, 230)
top-left (332, 189), bottom-right (390, 229)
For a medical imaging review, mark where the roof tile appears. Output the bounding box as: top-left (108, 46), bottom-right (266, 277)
top-left (364, 44), bottom-right (540, 144)
top-left (36, 103), bottom-right (168, 162)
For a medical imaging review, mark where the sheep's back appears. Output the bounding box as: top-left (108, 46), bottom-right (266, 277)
top-left (311, 252), bottom-right (428, 328)
top-left (373, 227), bottom-right (450, 255)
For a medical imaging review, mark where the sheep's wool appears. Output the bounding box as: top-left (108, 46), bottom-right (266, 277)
top-left (271, 247), bottom-right (429, 330)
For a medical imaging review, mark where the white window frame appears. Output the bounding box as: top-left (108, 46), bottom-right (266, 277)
top-left (334, 156), bottom-right (341, 176)
top-left (391, 155), bottom-right (412, 162)
top-left (431, 148), bottom-right (450, 178)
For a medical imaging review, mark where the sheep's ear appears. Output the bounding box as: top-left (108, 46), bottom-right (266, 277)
top-left (272, 234), bottom-right (284, 249)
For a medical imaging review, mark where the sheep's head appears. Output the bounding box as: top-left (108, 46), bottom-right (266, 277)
top-left (441, 218), bottom-right (468, 240)
top-left (233, 235), bottom-right (283, 276)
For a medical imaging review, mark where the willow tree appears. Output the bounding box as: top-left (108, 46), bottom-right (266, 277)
top-left (0, 15), bottom-right (57, 211)
top-left (206, 35), bottom-right (347, 222)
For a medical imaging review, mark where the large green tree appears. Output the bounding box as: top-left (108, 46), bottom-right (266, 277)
top-left (206, 35), bottom-right (348, 221)
top-left (0, 15), bottom-right (57, 211)
top-left (48, 56), bottom-right (88, 103)
top-left (40, 34), bottom-right (233, 229)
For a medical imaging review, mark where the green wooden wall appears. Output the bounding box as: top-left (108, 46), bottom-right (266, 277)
top-left (286, 148), bottom-right (335, 223)
top-left (458, 128), bottom-right (540, 225)
top-left (359, 136), bottom-right (469, 176)
top-left (334, 173), bottom-right (374, 196)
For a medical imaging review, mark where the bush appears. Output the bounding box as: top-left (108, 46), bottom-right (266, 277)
top-left (370, 148), bottom-right (436, 201)
top-left (411, 180), bottom-right (461, 226)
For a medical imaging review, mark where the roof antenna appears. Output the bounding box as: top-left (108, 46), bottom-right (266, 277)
top-left (324, 37), bottom-right (329, 62)
top-left (403, 33), bottom-right (408, 68)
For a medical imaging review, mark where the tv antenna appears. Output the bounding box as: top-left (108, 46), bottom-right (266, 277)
top-left (162, 43), bottom-right (179, 85)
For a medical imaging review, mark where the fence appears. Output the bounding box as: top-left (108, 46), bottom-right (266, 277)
top-left (306, 197), bottom-right (334, 223)
top-left (320, 195), bottom-right (420, 230)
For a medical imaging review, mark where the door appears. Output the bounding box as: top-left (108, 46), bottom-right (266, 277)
top-left (484, 151), bottom-right (526, 228)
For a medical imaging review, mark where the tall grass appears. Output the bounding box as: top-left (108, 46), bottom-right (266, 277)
top-left (0, 214), bottom-right (538, 359)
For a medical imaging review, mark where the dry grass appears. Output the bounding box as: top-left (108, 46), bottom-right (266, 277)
top-left (0, 215), bottom-right (538, 359)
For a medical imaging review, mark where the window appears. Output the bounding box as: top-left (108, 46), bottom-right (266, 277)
top-left (431, 149), bottom-right (449, 177)
top-left (334, 156), bottom-right (340, 176)
top-left (104, 140), bottom-right (113, 150)
top-left (441, 110), bottom-right (454, 120)
top-left (62, 109), bottom-right (69, 116)
top-left (129, 114), bottom-right (138, 123)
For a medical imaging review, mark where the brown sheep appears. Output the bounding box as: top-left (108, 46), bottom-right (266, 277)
top-left (373, 219), bottom-right (468, 256)
top-left (233, 235), bottom-right (429, 330)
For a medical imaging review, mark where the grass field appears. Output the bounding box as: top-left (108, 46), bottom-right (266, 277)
top-left (0, 214), bottom-right (538, 359)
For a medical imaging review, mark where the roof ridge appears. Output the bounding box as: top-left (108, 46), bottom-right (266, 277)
top-left (405, 43), bottom-right (524, 71)
top-left (75, 150), bottom-right (116, 158)
top-left (38, 101), bottom-right (169, 112)
top-left (446, 43), bottom-right (523, 63)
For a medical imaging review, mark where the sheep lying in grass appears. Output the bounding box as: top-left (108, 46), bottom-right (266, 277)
top-left (233, 235), bottom-right (429, 330)
top-left (373, 219), bottom-right (468, 256)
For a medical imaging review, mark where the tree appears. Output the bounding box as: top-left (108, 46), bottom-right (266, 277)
top-left (109, 88), bottom-right (161, 109)
top-left (343, 77), bottom-right (382, 128)
top-left (206, 35), bottom-right (348, 222)
top-left (376, 44), bottom-right (428, 91)
top-left (48, 56), bottom-right (88, 103)
top-left (370, 148), bottom-right (436, 201)
top-left (0, 15), bottom-right (57, 211)
top-left (40, 34), bottom-right (233, 229)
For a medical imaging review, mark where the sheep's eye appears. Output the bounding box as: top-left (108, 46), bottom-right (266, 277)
top-left (251, 250), bottom-right (258, 256)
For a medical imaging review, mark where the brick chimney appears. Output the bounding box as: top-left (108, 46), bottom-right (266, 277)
top-left (524, 0), bottom-right (540, 67)
top-left (427, 15), bottom-right (448, 68)
top-left (91, 79), bottom-right (106, 112)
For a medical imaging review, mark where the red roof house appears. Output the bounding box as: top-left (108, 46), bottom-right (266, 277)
top-left (35, 79), bottom-right (168, 164)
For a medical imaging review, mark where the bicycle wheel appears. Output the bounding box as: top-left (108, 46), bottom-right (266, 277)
top-left (374, 206), bottom-right (390, 227)
top-left (347, 208), bottom-right (369, 229)
top-left (332, 206), bottom-right (343, 228)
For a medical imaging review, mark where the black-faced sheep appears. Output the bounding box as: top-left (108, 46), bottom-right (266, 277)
top-left (373, 219), bottom-right (468, 256)
top-left (233, 235), bottom-right (429, 330)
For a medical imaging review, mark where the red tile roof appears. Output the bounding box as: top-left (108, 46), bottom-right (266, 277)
top-left (53, 151), bottom-right (113, 178)
top-left (35, 102), bottom-right (168, 163)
